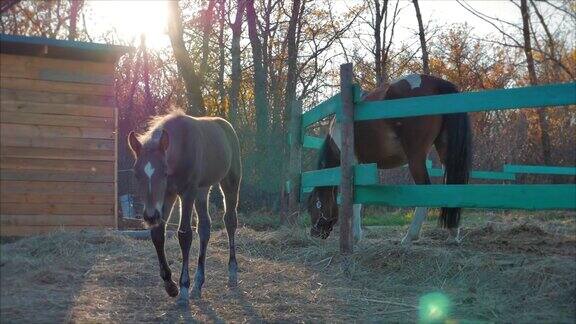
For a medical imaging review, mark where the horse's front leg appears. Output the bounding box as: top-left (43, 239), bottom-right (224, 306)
top-left (152, 192), bottom-right (178, 297)
top-left (177, 188), bottom-right (196, 304)
top-left (191, 187), bottom-right (211, 299)
top-left (401, 207), bottom-right (428, 246)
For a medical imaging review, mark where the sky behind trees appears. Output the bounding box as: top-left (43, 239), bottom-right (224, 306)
top-left (2, 0), bottom-right (573, 211)
top-left (86, 0), bottom-right (567, 50)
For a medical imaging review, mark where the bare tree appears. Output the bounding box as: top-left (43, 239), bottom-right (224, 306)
top-left (68, 0), bottom-right (82, 41)
top-left (167, 0), bottom-right (206, 116)
top-left (141, 34), bottom-right (155, 116)
top-left (283, 0), bottom-right (302, 130)
top-left (456, 0), bottom-right (561, 166)
top-left (0, 0), bottom-right (20, 14)
top-left (229, 0), bottom-right (245, 127)
top-left (200, 0), bottom-right (217, 85)
top-left (520, 0), bottom-right (552, 166)
top-left (246, 0), bottom-right (270, 148)
top-left (359, 0), bottom-right (401, 86)
top-left (282, 0), bottom-right (303, 223)
top-left (216, 0), bottom-right (227, 117)
top-left (412, 0), bottom-right (429, 74)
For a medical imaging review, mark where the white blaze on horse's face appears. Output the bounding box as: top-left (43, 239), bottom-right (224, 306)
top-left (135, 155), bottom-right (168, 226)
top-left (144, 161), bottom-right (163, 215)
top-left (144, 162), bottom-right (154, 190)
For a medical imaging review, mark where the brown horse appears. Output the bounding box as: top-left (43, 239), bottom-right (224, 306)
top-left (128, 110), bottom-right (242, 303)
top-left (308, 74), bottom-right (472, 245)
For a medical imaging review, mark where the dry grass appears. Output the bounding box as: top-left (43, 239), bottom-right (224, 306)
top-left (1, 212), bottom-right (575, 323)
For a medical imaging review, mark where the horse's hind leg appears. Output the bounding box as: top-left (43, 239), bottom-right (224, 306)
top-left (220, 173), bottom-right (240, 287)
top-left (191, 187), bottom-right (211, 299)
top-left (401, 156), bottom-right (431, 246)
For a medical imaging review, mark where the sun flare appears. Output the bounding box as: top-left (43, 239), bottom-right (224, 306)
top-left (87, 0), bottom-right (170, 49)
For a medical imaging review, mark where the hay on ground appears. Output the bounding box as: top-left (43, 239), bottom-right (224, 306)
top-left (1, 212), bottom-right (575, 323)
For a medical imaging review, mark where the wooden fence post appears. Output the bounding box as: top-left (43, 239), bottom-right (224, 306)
top-left (287, 99), bottom-right (303, 224)
top-left (339, 63), bottom-right (354, 254)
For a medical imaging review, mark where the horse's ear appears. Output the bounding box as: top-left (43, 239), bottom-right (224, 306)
top-left (128, 131), bottom-right (141, 156)
top-left (159, 130), bottom-right (169, 152)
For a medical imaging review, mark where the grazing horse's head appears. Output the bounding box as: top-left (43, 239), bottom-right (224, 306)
top-left (128, 130), bottom-right (170, 227)
top-left (307, 186), bottom-right (338, 239)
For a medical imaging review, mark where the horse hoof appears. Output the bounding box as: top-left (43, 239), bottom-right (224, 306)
top-left (446, 239), bottom-right (462, 246)
top-left (228, 274), bottom-right (238, 288)
top-left (191, 288), bottom-right (202, 300)
top-left (164, 280), bottom-right (179, 297)
top-left (400, 236), bottom-right (413, 247)
top-left (177, 289), bottom-right (189, 305)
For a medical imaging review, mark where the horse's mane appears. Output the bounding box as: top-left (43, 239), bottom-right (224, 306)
top-left (137, 107), bottom-right (186, 144)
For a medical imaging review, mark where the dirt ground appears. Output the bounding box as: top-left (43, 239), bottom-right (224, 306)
top-left (1, 211), bottom-right (575, 323)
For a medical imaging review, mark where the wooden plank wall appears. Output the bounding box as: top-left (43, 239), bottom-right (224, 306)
top-left (0, 53), bottom-right (117, 236)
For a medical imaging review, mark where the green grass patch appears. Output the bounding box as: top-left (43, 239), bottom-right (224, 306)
top-left (362, 209), bottom-right (413, 226)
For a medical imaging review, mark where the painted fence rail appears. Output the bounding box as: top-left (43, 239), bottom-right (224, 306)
top-left (355, 82), bottom-right (576, 120)
top-left (293, 64), bottom-right (576, 253)
top-left (503, 164), bottom-right (576, 176)
top-left (354, 185), bottom-right (576, 209)
top-left (301, 163), bottom-right (575, 191)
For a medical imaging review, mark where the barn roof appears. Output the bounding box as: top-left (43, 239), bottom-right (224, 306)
top-left (0, 34), bottom-right (132, 63)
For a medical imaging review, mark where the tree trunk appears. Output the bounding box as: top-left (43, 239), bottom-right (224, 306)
top-left (68, 0), bottom-right (82, 41)
top-left (200, 0), bottom-right (217, 85)
top-left (246, 0), bottom-right (270, 153)
top-left (1, 0), bottom-right (21, 14)
top-left (530, 0), bottom-right (560, 81)
top-left (283, 0), bottom-right (301, 136)
top-left (246, 0), bottom-right (271, 193)
top-left (413, 0), bottom-right (429, 75)
top-left (167, 1), bottom-right (206, 116)
top-left (141, 35), bottom-right (155, 116)
top-left (282, 0), bottom-right (302, 224)
top-left (520, 0), bottom-right (552, 166)
top-left (217, 0), bottom-right (227, 117)
top-left (229, 0), bottom-right (245, 127)
top-left (374, 0), bottom-right (383, 85)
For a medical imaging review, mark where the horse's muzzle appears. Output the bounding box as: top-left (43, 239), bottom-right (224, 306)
top-left (143, 210), bottom-right (161, 227)
top-left (310, 227), bottom-right (330, 239)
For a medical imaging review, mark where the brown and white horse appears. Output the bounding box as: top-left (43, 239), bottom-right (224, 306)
top-left (307, 74), bottom-right (472, 245)
top-left (128, 110), bottom-right (242, 303)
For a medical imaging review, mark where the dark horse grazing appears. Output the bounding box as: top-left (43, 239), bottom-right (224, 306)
top-left (308, 74), bottom-right (472, 245)
top-left (128, 110), bottom-right (241, 303)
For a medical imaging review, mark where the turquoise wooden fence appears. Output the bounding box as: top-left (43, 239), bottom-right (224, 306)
top-left (292, 63), bottom-right (576, 253)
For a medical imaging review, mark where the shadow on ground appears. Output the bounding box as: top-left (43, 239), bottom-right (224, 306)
top-left (1, 211), bottom-right (575, 323)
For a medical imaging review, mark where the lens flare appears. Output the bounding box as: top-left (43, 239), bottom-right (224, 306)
top-left (418, 292), bottom-right (452, 323)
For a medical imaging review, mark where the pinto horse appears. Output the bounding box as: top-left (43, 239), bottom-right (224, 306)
top-left (307, 74), bottom-right (472, 245)
top-left (128, 110), bottom-right (241, 303)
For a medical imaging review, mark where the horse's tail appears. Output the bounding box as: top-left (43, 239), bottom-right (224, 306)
top-left (439, 112), bottom-right (472, 229)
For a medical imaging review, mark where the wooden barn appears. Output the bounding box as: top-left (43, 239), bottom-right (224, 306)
top-left (0, 34), bottom-right (129, 236)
